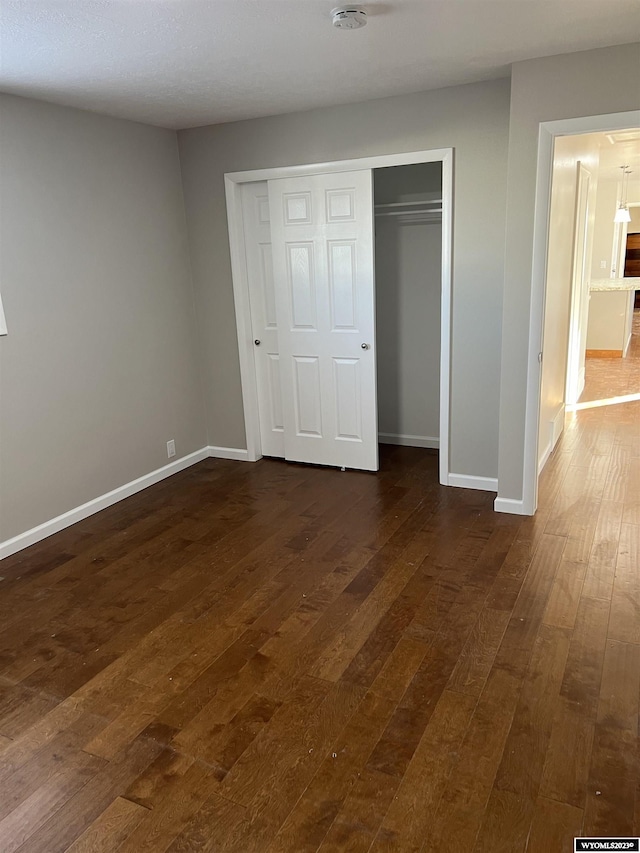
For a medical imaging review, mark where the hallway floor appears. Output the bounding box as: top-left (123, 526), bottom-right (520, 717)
top-left (0, 317), bottom-right (638, 852)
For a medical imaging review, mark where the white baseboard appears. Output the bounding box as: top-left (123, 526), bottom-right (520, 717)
top-left (551, 405), bottom-right (565, 448)
top-left (0, 448), bottom-right (213, 561)
top-left (494, 496), bottom-right (534, 515)
top-left (538, 441), bottom-right (552, 476)
top-left (0, 445), bottom-right (257, 560)
top-left (539, 404), bottom-right (565, 474)
top-left (207, 445), bottom-right (250, 461)
top-left (378, 432), bottom-right (439, 449)
top-left (447, 473), bottom-right (498, 492)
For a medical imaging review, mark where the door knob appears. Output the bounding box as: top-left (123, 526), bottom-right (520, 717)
top-left (361, 343), bottom-right (370, 350)
top-left (254, 339), bottom-right (261, 346)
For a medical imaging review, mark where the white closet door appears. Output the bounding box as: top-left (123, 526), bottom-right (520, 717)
top-left (268, 171), bottom-right (378, 471)
top-left (242, 182), bottom-right (284, 458)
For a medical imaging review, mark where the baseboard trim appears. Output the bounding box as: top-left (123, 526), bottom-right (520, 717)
top-left (378, 433), bottom-right (439, 449)
top-left (538, 441), bottom-right (552, 476)
top-left (551, 405), bottom-right (565, 448)
top-left (447, 473), bottom-right (498, 492)
top-left (207, 445), bottom-right (250, 461)
top-left (494, 496), bottom-right (534, 515)
top-left (539, 404), bottom-right (565, 474)
top-left (0, 448), bottom-right (211, 561)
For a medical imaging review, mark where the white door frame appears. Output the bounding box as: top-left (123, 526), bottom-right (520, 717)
top-left (225, 148), bottom-right (453, 484)
top-left (514, 110), bottom-right (640, 517)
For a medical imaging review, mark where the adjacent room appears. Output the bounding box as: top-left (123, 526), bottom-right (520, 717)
top-left (0, 2), bottom-right (639, 850)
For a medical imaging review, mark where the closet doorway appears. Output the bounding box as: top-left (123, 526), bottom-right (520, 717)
top-left (374, 162), bottom-right (443, 453)
top-left (225, 149), bottom-right (452, 484)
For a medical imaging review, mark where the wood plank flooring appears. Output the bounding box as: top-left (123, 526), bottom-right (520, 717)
top-left (1, 318), bottom-right (639, 851)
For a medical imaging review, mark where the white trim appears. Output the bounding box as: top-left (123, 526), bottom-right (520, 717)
top-left (224, 147), bottom-right (453, 486)
top-left (378, 432), bottom-right (439, 449)
top-left (225, 178), bottom-right (262, 463)
top-left (552, 404), bottom-right (565, 443)
top-left (447, 473), bottom-right (498, 492)
top-left (207, 445), bottom-right (250, 461)
top-left (494, 496), bottom-right (529, 515)
top-left (0, 291), bottom-right (7, 336)
top-left (538, 439), bottom-right (552, 476)
top-left (509, 110), bottom-right (640, 519)
top-left (439, 150), bottom-right (453, 486)
top-left (225, 149), bottom-right (454, 183)
top-left (537, 403), bottom-right (565, 475)
top-left (0, 448), bottom-right (210, 561)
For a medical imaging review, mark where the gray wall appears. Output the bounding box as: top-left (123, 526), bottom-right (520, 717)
top-left (0, 94), bottom-right (206, 542)
top-left (374, 163), bottom-right (442, 443)
top-left (497, 43), bottom-right (640, 503)
top-left (178, 78), bottom-right (511, 479)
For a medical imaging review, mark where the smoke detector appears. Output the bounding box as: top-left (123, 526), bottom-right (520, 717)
top-left (331, 7), bottom-right (367, 29)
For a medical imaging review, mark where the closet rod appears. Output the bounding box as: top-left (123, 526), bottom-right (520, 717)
top-left (374, 200), bottom-right (442, 210)
top-left (375, 208), bottom-right (442, 217)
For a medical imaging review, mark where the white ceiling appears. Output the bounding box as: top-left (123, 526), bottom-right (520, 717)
top-left (1, 1), bottom-right (638, 130)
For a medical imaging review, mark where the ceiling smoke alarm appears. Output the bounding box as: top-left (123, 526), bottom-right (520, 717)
top-left (331, 7), bottom-right (367, 29)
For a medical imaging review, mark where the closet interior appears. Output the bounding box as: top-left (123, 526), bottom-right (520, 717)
top-left (374, 161), bottom-right (443, 450)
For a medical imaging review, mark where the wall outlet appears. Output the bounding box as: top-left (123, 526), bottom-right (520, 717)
top-left (600, 260), bottom-right (607, 269)
top-left (167, 439), bottom-right (176, 459)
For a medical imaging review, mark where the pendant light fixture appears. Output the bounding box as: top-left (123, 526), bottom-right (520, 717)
top-left (614, 165), bottom-right (632, 223)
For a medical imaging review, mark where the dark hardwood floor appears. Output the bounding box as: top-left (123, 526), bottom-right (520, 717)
top-left (0, 322), bottom-right (639, 851)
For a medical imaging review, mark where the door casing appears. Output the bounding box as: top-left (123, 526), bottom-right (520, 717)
top-left (225, 148), bottom-right (453, 484)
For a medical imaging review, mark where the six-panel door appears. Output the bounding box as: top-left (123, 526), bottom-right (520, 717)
top-left (267, 171), bottom-right (378, 471)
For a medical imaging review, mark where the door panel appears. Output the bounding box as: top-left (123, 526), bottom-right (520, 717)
top-left (268, 170), bottom-right (378, 471)
top-left (242, 182), bottom-right (284, 458)
top-left (293, 356), bottom-right (323, 436)
top-left (333, 357), bottom-right (362, 440)
top-left (328, 242), bottom-right (357, 330)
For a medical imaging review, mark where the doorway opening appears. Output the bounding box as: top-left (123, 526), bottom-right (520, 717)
top-left (374, 162), bottom-right (443, 453)
top-left (536, 125), bottom-right (640, 486)
top-left (225, 149), bottom-right (453, 484)
top-left (512, 111), bottom-right (640, 515)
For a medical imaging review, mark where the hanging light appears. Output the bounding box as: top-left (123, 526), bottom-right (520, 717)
top-left (614, 165), bottom-right (632, 223)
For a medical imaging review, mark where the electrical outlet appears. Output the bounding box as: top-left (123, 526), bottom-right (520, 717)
top-left (600, 260), bottom-right (607, 269)
top-left (167, 439), bottom-right (176, 459)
